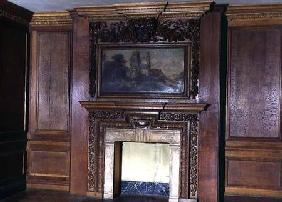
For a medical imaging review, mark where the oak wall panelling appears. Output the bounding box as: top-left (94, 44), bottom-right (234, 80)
top-left (70, 15), bottom-right (89, 195)
top-left (226, 5), bottom-right (282, 199)
top-left (198, 7), bottom-right (225, 202)
top-left (68, 2), bottom-right (219, 201)
top-left (28, 12), bottom-right (72, 191)
top-left (0, 0), bottom-right (32, 199)
top-left (27, 2), bottom-right (223, 202)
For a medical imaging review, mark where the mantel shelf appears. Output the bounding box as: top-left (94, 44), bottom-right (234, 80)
top-left (80, 101), bottom-right (209, 113)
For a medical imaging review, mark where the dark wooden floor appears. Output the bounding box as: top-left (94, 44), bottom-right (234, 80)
top-left (0, 190), bottom-right (167, 202)
top-left (1, 189), bottom-right (282, 202)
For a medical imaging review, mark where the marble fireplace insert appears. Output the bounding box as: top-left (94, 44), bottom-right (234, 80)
top-left (104, 128), bottom-right (180, 201)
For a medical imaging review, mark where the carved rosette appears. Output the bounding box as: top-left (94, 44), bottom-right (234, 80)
top-left (89, 18), bottom-right (200, 98)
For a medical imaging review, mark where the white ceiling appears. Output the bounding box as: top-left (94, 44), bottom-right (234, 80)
top-left (9, 0), bottom-right (282, 12)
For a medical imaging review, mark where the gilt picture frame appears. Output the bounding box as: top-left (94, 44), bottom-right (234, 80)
top-left (96, 43), bottom-right (191, 99)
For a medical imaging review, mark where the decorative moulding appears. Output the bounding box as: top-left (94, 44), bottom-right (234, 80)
top-left (29, 1), bottom-right (213, 29)
top-left (69, 1), bottom-right (213, 20)
top-left (227, 4), bottom-right (282, 27)
top-left (80, 101), bottom-right (208, 113)
top-left (30, 11), bottom-right (72, 27)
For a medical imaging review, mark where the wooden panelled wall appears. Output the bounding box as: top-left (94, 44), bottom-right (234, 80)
top-left (0, 1), bottom-right (32, 199)
top-left (27, 18), bottom-right (72, 191)
top-left (26, 3), bottom-right (282, 202)
top-left (225, 5), bottom-right (282, 199)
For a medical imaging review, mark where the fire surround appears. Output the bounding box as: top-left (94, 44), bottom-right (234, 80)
top-left (80, 101), bottom-right (208, 201)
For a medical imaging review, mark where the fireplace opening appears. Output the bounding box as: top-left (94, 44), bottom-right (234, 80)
top-left (120, 142), bottom-right (170, 198)
top-left (103, 128), bottom-right (181, 201)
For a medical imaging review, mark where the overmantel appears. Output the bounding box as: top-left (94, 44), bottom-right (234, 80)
top-left (80, 101), bottom-right (208, 114)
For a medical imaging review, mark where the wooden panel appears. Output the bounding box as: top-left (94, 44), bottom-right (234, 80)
top-left (29, 151), bottom-right (69, 177)
top-left (228, 27), bottom-right (281, 138)
top-left (27, 141), bottom-right (70, 189)
top-left (198, 11), bottom-right (222, 202)
top-left (29, 28), bottom-right (72, 191)
top-left (70, 16), bottom-right (89, 195)
top-left (226, 24), bottom-right (282, 199)
top-left (225, 195), bottom-right (282, 202)
top-left (37, 32), bottom-right (70, 131)
top-left (225, 140), bottom-right (282, 198)
top-left (227, 160), bottom-right (281, 188)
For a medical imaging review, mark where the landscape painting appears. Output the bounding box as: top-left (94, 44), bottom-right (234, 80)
top-left (99, 45), bottom-right (188, 95)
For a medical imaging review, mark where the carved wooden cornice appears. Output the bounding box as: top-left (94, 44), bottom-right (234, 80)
top-left (227, 4), bottom-right (282, 27)
top-left (0, 0), bottom-right (33, 25)
top-left (70, 1), bottom-right (213, 21)
top-left (30, 12), bottom-right (73, 28)
top-left (80, 101), bottom-right (208, 113)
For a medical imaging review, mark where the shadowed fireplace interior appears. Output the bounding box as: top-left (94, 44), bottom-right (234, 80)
top-left (102, 127), bottom-right (181, 202)
top-left (120, 142), bottom-right (170, 197)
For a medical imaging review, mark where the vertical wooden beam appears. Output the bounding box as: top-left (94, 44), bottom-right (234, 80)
top-left (70, 15), bottom-right (89, 194)
top-left (198, 9), bottom-right (224, 202)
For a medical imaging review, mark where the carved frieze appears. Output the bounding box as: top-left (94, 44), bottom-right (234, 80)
top-left (160, 112), bottom-right (197, 122)
top-left (90, 110), bottom-right (125, 120)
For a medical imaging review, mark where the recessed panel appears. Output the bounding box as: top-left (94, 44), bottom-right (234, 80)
top-left (227, 159), bottom-right (281, 188)
top-left (37, 32), bottom-right (70, 131)
top-left (29, 150), bottom-right (69, 177)
top-left (229, 28), bottom-right (281, 138)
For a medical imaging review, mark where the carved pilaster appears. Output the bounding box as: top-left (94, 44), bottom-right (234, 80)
top-left (189, 115), bottom-right (199, 198)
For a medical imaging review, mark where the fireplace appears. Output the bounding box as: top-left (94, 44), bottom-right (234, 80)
top-left (103, 128), bottom-right (181, 201)
top-left (80, 101), bottom-right (207, 201)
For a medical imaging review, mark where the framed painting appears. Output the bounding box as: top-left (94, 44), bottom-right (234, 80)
top-left (96, 43), bottom-right (191, 99)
